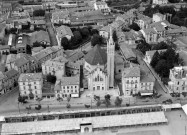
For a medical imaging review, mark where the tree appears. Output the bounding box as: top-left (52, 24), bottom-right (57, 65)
top-left (61, 37), bottom-right (69, 50)
top-left (18, 94), bottom-right (27, 103)
top-left (73, 31), bottom-right (82, 44)
top-left (33, 9), bottom-right (45, 16)
top-left (35, 104), bottom-right (41, 113)
top-left (81, 27), bottom-right (90, 38)
top-left (91, 29), bottom-right (99, 35)
top-left (136, 41), bottom-right (151, 54)
top-left (46, 74), bottom-right (56, 84)
top-left (129, 23), bottom-right (140, 31)
top-left (150, 51), bottom-right (160, 68)
top-left (96, 100), bottom-right (101, 108)
top-left (104, 94), bottom-right (111, 108)
top-left (152, 41), bottom-right (168, 50)
top-left (155, 59), bottom-right (168, 77)
top-left (91, 34), bottom-right (102, 46)
top-left (115, 97), bottom-right (123, 107)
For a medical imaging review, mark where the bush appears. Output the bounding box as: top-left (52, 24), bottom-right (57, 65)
top-left (46, 74), bottom-right (56, 84)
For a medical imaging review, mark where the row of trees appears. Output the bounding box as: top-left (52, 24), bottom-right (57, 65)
top-left (61, 27), bottom-right (93, 50)
top-left (150, 47), bottom-right (182, 78)
top-left (33, 9), bottom-right (45, 17)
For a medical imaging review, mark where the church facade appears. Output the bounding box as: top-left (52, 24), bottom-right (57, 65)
top-left (84, 27), bottom-right (115, 96)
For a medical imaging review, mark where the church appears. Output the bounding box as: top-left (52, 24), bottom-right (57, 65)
top-left (84, 27), bottom-right (115, 96)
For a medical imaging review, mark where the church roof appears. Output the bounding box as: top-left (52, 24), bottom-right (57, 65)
top-left (85, 45), bottom-right (107, 65)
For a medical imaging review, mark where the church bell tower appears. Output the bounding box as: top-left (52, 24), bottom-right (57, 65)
top-left (107, 26), bottom-right (115, 89)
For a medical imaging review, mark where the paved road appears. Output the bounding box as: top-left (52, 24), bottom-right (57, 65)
top-left (46, 14), bottom-right (58, 46)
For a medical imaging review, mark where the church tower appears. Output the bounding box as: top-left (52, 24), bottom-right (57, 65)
top-left (107, 26), bottom-right (115, 89)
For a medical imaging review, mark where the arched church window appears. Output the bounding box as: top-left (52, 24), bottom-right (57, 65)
top-left (97, 75), bottom-right (99, 81)
top-left (100, 77), bottom-right (103, 81)
top-left (95, 78), bottom-right (97, 82)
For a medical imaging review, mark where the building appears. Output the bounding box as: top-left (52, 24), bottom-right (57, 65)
top-left (153, 13), bottom-right (166, 23)
top-left (93, 2), bottom-right (110, 14)
top-left (55, 76), bottom-right (80, 98)
top-left (31, 30), bottom-right (50, 46)
top-left (136, 15), bottom-right (152, 30)
top-left (0, 45), bottom-right (10, 55)
top-left (16, 34), bottom-right (30, 54)
top-left (3, 69), bottom-right (19, 94)
top-left (84, 27), bottom-right (115, 95)
top-left (168, 66), bottom-right (187, 93)
top-left (0, 23), bottom-right (6, 43)
top-left (144, 49), bottom-right (167, 64)
top-left (0, 3), bottom-right (12, 15)
top-left (42, 56), bottom-right (68, 79)
top-left (51, 11), bottom-right (70, 25)
top-left (152, 0), bottom-right (168, 5)
top-left (56, 25), bottom-right (73, 46)
top-left (18, 73), bottom-right (43, 99)
top-left (116, 13), bottom-right (135, 27)
top-left (140, 28), bottom-right (158, 43)
top-left (122, 66), bottom-right (155, 96)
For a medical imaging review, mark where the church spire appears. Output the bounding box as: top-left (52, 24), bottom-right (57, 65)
top-left (109, 26), bottom-right (113, 42)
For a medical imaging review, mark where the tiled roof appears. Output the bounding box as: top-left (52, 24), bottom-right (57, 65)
top-left (5, 69), bottom-right (18, 79)
top-left (6, 54), bottom-right (17, 64)
top-left (32, 47), bottom-right (44, 53)
top-left (56, 25), bottom-right (73, 37)
top-left (0, 71), bottom-right (5, 80)
top-left (120, 45), bottom-right (136, 60)
top-left (18, 73), bottom-right (42, 82)
top-left (14, 57), bottom-right (29, 67)
top-left (60, 76), bottom-right (79, 86)
top-left (67, 51), bottom-right (84, 62)
top-left (66, 61), bottom-right (82, 69)
top-left (123, 66), bottom-right (140, 78)
top-left (53, 56), bottom-right (68, 63)
top-left (140, 69), bottom-right (155, 82)
top-left (0, 23), bottom-right (6, 33)
top-left (0, 45), bottom-right (10, 50)
top-left (0, 63), bottom-right (5, 72)
top-left (85, 45), bottom-right (107, 65)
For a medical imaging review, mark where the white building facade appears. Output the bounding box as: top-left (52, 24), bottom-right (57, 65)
top-left (18, 73), bottom-right (43, 99)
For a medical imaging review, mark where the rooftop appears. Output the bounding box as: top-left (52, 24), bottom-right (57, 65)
top-left (5, 69), bottom-right (18, 79)
top-left (1, 112), bottom-right (167, 135)
top-left (31, 30), bottom-right (50, 44)
top-left (56, 25), bottom-right (73, 37)
top-left (123, 66), bottom-right (140, 78)
top-left (85, 45), bottom-right (107, 65)
top-left (60, 76), bottom-right (79, 86)
top-left (18, 73), bottom-right (43, 82)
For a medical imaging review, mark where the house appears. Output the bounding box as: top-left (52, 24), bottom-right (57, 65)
top-left (16, 34), bottom-right (30, 54)
top-left (93, 2), bottom-right (110, 14)
top-left (122, 66), bottom-right (155, 96)
top-left (140, 28), bottom-right (158, 43)
top-left (119, 44), bottom-right (136, 62)
top-left (136, 15), bottom-right (152, 30)
top-left (0, 23), bottom-right (6, 43)
top-left (153, 13), bottom-right (166, 23)
top-left (168, 66), bottom-right (187, 93)
top-left (144, 49), bottom-right (167, 64)
top-left (56, 25), bottom-right (73, 46)
top-left (42, 56), bottom-right (68, 79)
top-left (4, 69), bottom-right (19, 93)
top-left (18, 73), bottom-right (43, 99)
top-left (66, 61), bottom-right (82, 76)
top-left (152, 0), bottom-right (168, 5)
top-left (0, 3), bottom-right (12, 15)
top-left (117, 30), bottom-right (143, 45)
top-left (54, 76), bottom-right (80, 98)
top-left (31, 19), bottom-right (46, 29)
top-left (31, 30), bottom-right (50, 46)
top-left (51, 11), bottom-right (70, 25)
top-left (116, 13), bottom-right (135, 27)
top-left (6, 54), bottom-right (17, 70)
top-left (166, 27), bottom-right (187, 38)
top-left (0, 45), bottom-right (10, 55)
top-left (33, 46), bottom-right (64, 69)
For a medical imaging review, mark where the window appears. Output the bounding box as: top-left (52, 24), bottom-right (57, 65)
top-left (97, 86), bottom-right (100, 90)
top-left (93, 87), bottom-right (95, 91)
top-left (35, 91), bottom-right (37, 94)
top-left (63, 86), bottom-right (65, 89)
top-left (178, 82), bottom-right (180, 85)
top-left (67, 86), bottom-right (69, 89)
top-left (23, 86), bottom-right (25, 90)
top-left (102, 87), bottom-right (104, 90)
top-left (71, 90), bottom-right (73, 92)
top-left (24, 91), bottom-right (26, 94)
top-left (64, 90), bottom-right (65, 93)
top-left (67, 90), bottom-right (69, 93)
top-left (75, 86), bottom-right (77, 88)
top-left (35, 86), bottom-right (37, 89)
top-left (23, 82), bottom-right (25, 85)
top-left (34, 82), bottom-right (36, 84)
top-left (100, 78), bottom-right (103, 81)
top-left (75, 90), bottom-right (77, 93)
top-left (71, 86), bottom-right (73, 89)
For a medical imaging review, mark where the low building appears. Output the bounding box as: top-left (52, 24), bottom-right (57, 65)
top-left (136, 15), bottom-right (152, 30)
top-left (51, 11), bottom-right (70, 25)
top-left (153, 13), bottom-right (166, 23)
top-left (144, 49), bottom-right (167, 64)
top-left (18, 73), bottom-right (43, 99)
top-left (0, 23), bottom-right (6, 43)
top-left (152, 0), bottom-right (168, 5)
top-left (0, 45), bottom-right (10, 55)
top-left (140, 28), bottom-right (158, 44)
top-left (42, 56), bottom-right (68, 79)
top-left (55, 76), bottom-right (80, 98)
top-left (31, 30), bottom-right (50, 46)
top-left (16, 34), bottom-right (30, 54)
top-left (122, 66), bottom-right (155, 96)
top-left (93, 2), bottom-right (110, 14)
